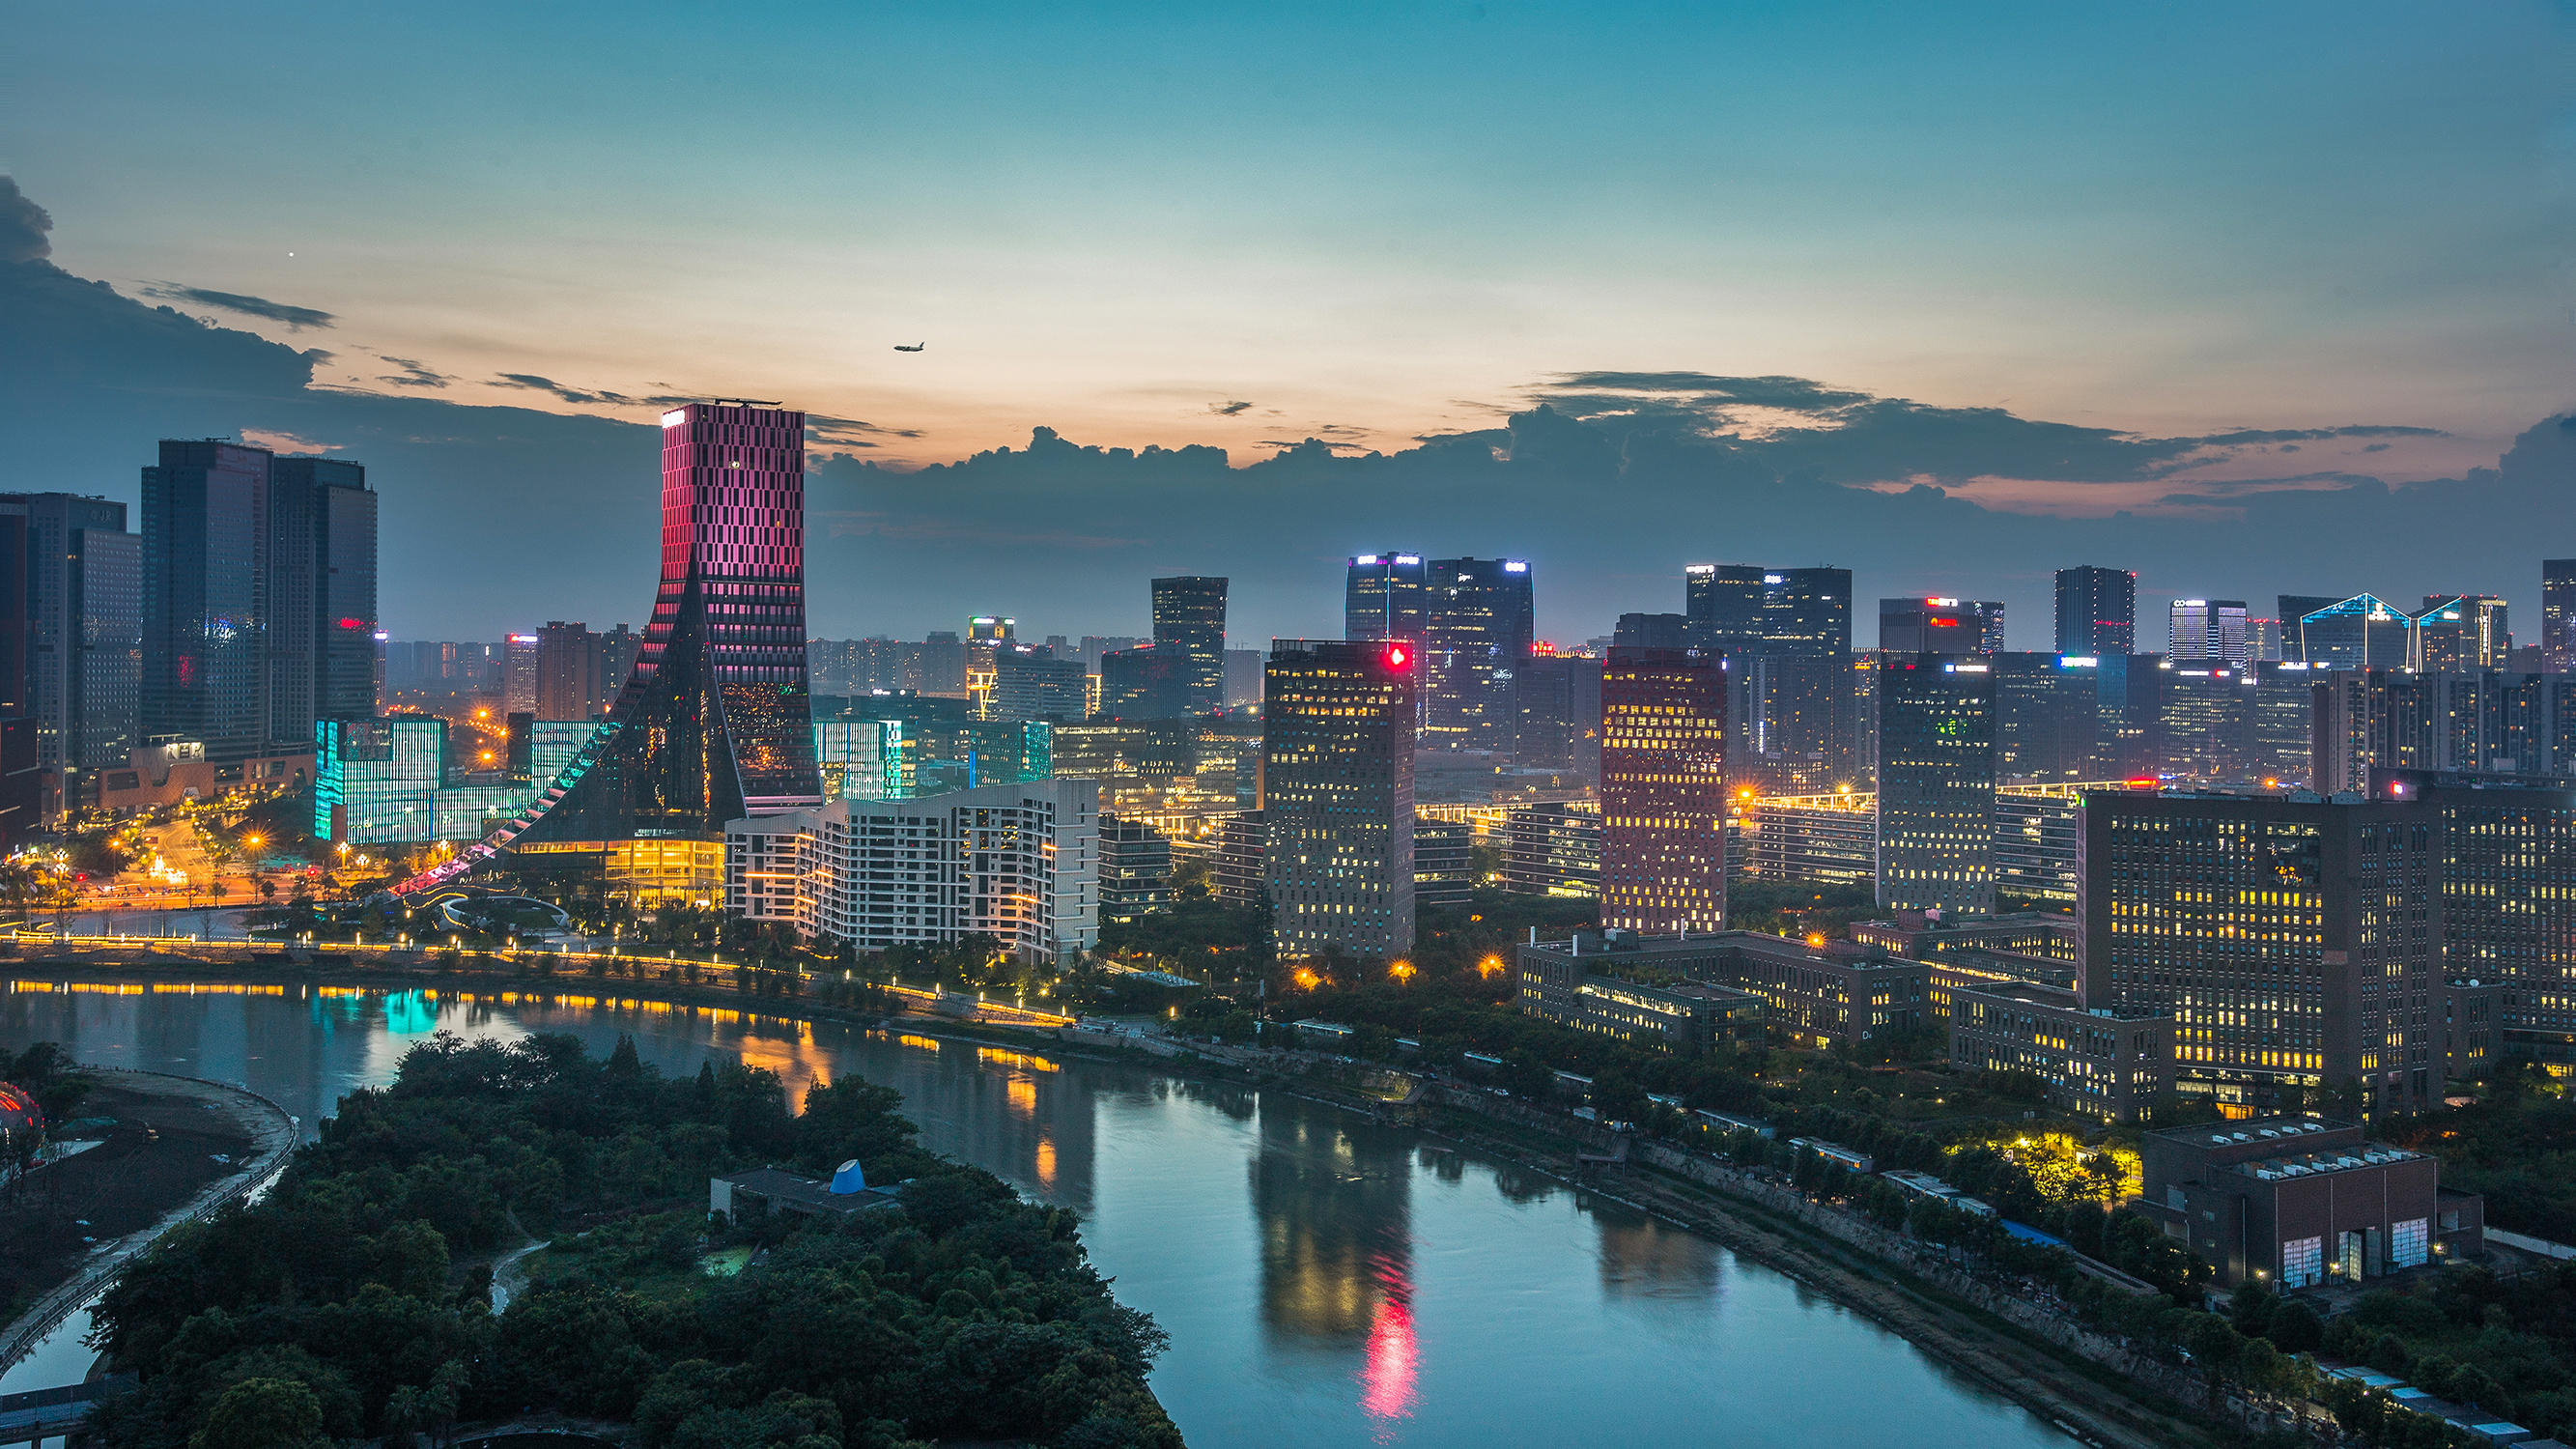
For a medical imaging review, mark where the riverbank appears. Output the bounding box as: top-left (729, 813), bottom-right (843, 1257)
top-left (0, 1069), bottom-right (297, 1382)
top-left (9, 954), bottom-right (2236, 1446)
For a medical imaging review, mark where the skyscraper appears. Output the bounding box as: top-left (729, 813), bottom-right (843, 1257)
top-left (1262, 639), bottom-right (1417, 959)
top-left (272, 457), bottom-right (379, 728)
top-left (2168, 599), bottom-right (2250, 666)
top-left (0, 493), bottom-right (139, 782)
top-left (396, 402), bottom-right (821, 893)
top-left (2414, 594), bottom-right (2508, 671)
top-left (1683, 563), bottom-right (1766, 655)
top-left (1423, 557), bottom-right (1533, 750)
top-left (2083, 787), bottom-right (2443, 1113)
top-left (141, 440), bottom-right (271, 761)
top-left (2546, 561), bottom-right (2576, 673)
top-left (1098, 643), bottom-right (1188, 720)
top-left (1151, 576), bottom-right (1228, 714)
top-left (1880, 597), bottom-right (2005, 654)
top-left (2292, 595), bottom-right (2412, 668)
top-left (1345, 552), bottom-right (1427, 642)
top-left (1875, 656), bottom-right (1997, 915)
top-left (1599, 647), bottom-right (1728, 933)
top-left (1685, 564), bottom-right (1853, 791)
top-left (1611, 612), bottom-right (1689, 650)
top-left (2053, 565), bottom-right (2135, 656)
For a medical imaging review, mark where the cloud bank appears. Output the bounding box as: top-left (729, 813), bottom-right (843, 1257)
top-left (1, 177), bottom-right (2570, 651)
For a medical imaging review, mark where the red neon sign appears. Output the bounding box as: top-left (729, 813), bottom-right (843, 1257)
top-left (1384, 644), bottom-right (1410, 669)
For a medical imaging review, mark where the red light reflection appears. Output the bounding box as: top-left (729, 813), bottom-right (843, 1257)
top-left (1359, 1282), bottom-right (1417, 1423)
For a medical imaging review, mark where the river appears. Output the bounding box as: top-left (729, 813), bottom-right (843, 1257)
top-left (0, 981), bottom-right (2072, 1447)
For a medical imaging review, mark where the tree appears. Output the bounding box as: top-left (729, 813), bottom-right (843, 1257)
top-left (190, 1378), bottom-right (328, 1449)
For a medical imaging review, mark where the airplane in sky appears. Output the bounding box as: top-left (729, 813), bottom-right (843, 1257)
top-left (893, 342), bottom-right (925, 353)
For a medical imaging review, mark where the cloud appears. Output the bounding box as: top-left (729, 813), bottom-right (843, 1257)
top-left (377, 355), bottom-right (452, 388)
top-left (1207, 400), bottom-right (1253, 416)
top-left (0, 176), bottom-right (50, 263)
top-left (137, 282), bottom-right (336, 330)
top-left (806, 411), bottom-right (921, 445)
top-left (241, 427), bottom-right (342, 454)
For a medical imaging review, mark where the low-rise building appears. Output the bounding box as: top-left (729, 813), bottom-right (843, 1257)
top-left (2445, 977), bottom-right (2501, 1082)
top-left (1413, 818), bottom-right (1476, 909)
top-left (1948, 980), bottom-right (2172, 1122)
top-left (1514, 940), bottom-right (1762, 1054)
top-left (1502, 803), bottom-right (1599, 897)
top-left (710, 1163), bottom-right (900, 1224)
top-left (1924, 946), bottom-right (2080, 1022)
top-left (1514, 927), bottom-right (1928, 1050)
top-left (2137, 1116), bottom-right (2483, 1287)
top-left (724, 778), bottom-right (1098, 963)
top-left (1098, 814), bottom-right (1173, 925)
top-left (1850, 909), bottom-right (2081, 963)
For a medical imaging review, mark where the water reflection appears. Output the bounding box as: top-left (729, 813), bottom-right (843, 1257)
top-left (0, 982), bottom-right (2076, 1449)
top-left (1595, 1214), bottom-right (1721, 1301)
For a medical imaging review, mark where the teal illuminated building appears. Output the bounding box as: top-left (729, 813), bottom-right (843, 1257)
top-left (317, 715), bottom-right (594, 847)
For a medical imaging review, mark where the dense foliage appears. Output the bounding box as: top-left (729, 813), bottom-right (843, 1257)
top-left (88, 1033), bottom-right (1176, 1449)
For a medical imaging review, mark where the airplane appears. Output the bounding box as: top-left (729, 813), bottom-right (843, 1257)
top-left (893, 342), bottom-right (926, 353)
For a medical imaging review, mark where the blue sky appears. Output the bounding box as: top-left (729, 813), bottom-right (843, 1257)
top-left (2, 3), bottom-right (2572, 642)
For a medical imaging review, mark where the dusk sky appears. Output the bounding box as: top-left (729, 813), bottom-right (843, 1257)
top-left (4, 2), bottom-right (2573, 646)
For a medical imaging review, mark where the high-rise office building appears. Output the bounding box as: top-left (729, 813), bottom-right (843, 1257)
top-left (2053, 565), bottom-right (2135, 656)
top-left (1423, 557), bottom-right (1533, 750)
top-left (501, 632), bottom-right (542, 714)
top-left (2414, 595), bottom-right (2508, 672)
top-left (1151, 576), bottom-right (1228, 714)
top-left (396, 401), bottom-right (822, 893)
top-left (2157, 660), bottom-right (2250, 780)
top-left (2167, 599), bottom-right (2249, 665)
top-left (2377, 770), bottom-right (2576, 1064)
top-left (0, 494), bottom-right (139, 782)
top-left (2246, 661), bottom-right (2323, 783)
top-left (1875, 656), bottom-right (1997, 915)
top-left (2310, 669), bottom-right (2439, 794)
top-left (990, 649), bottom-right (1089, 721)
top-left (1683, 564), bottom-right (1767, 655)
top-left (1599, 647), bottom-right (1728, 933)
top-left (141, 440), bottom-right (271, 761)
top-left (2546, 561), bottom-right (2576, 673)
top-left (532, 621), bottom-right (619, 721)
top-left (1686, 564), bottom-right (1853, 791)
top-left (1511, 652), bottom-right (1602, 777)
top-left (271, 457), bottom-right (379, 728)
top-left (1345, 553), bottom-right (1427, 642)
top-left (2293, 594), bottom-right (2412, 669)
top-left (1991, 652), bottom-right (2100, 782)
top-left (1262, 639), bottom-right (1417, 959)
top-left (2083, 787), bottom-right (2444, 1113)
top-left (1879, 598), bottom-right (2005, 654)
top-left (1612, 612), bottom-right (1689, 650)
top-left (1098, 643), bottom-right (1188, 720)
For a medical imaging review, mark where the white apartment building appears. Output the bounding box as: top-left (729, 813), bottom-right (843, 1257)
top-left (725, 778), bottom-right (1099, 963)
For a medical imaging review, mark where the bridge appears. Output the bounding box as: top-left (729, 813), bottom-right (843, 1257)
top-left (0, 1377), bottom-right (128, 1446)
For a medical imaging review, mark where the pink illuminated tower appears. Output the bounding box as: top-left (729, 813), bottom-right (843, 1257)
top-left (397, 401), bottom-right (820, 893)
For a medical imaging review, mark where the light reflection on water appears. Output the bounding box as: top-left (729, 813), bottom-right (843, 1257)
top-left (0, 982), bottom-right (2073, 1448)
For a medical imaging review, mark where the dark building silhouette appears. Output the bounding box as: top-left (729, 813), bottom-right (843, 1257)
top-left (2546, 561), bottom-right (2576, 673)
top-left (0, 493), bottom-right (138, 792)
top-left (1423, 557), bottom-right (1532, 751)
top-left (2053, 565), bottom-right (2135, 656)
top-left (1612, 612), bottom-right (1689, 650)
top-left (1881, 596), bottom-right (2005, 654)
top-left (1345, 551), bottom-right (1426, 642)
top-left (1599, 647), bottom-right (1728, 933)
top-left (269, 456), bottom-right (378, 732)
top-left (1685, 564), bottom-right (1854, 791)
top-left (141, 442), bottom-right (373, 764)
top-left (1099, 642), bottom-right (1189, 720)
top-left (1151, 576), bottom-right (1228, 714)
top-left (395, 402), bottom-right (820, 893)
